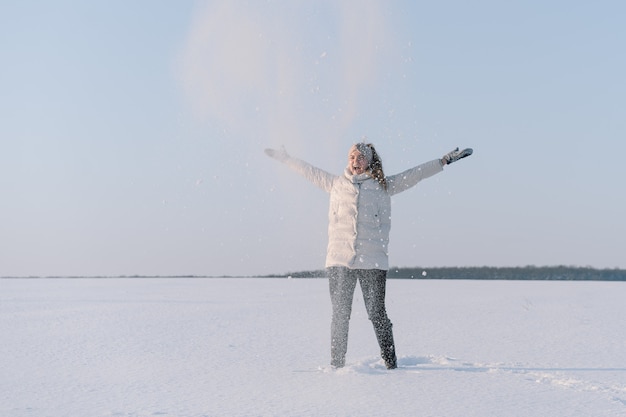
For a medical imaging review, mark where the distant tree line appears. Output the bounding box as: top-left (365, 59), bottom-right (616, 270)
top-left (268, 266), bottom-right (626, 281)
top-left (6, 267), bottom-right (624, 280)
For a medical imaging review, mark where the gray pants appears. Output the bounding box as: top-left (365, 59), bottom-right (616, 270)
top-left (327, 267), bottom-right (397, 369)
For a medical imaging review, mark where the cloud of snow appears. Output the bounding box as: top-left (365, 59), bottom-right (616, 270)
top-left (177, 0), bottom-right (390, 154)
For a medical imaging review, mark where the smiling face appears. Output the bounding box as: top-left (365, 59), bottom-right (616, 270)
top-left (348, 147), bottom-right (370, 175)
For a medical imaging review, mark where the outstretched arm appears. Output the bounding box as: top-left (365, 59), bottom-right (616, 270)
top-left (386, 159), bottom-right (444, 196)
top-left (264, 147), bottom-right (335, 193)
top-left (387, 147), bottom-right (473, 196)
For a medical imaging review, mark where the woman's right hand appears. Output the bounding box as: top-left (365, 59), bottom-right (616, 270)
top-left (264, 147), bottom-right (289, 162)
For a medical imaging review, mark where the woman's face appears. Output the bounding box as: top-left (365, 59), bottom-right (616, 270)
top-left (348, 148), bottom-right (369, 175)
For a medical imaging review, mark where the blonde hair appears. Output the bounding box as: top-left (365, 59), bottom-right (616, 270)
top-left (367, 144), bottom-right (387, 190)
top-left (351, 143), bottom-right (387, 190)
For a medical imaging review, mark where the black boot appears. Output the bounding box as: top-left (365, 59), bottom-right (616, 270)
top-left (381, 343), bottom-right (397, 369)
top-left (374, 320), bottom-right (397, 369)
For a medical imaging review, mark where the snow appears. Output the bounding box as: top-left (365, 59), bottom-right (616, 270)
top-left (1, 277), bottom-right (625, 417)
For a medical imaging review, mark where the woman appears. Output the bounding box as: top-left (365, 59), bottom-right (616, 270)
top-left (265, 143), bottom-right (472, 369)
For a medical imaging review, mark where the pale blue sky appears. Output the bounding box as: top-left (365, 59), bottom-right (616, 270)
top-left (1, 1), bottom-right (625, 277)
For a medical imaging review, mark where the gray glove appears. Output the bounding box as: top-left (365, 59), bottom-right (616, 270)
top-left (264, 147), bottom-right (289, 162)
top-left (442, 147), bottom-right (473, 165)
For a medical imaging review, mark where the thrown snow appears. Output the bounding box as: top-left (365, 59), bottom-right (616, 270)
top-left (1, 278), bottom-right (625, 417)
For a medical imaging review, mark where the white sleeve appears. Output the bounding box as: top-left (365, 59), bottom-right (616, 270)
top-left (269, 154), bottom-right (336, 193)
top-left (386, 159), bottom-right (444, 196)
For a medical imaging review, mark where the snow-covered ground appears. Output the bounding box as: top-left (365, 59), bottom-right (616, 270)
top-left (1, 277), bottom-right (625, 417)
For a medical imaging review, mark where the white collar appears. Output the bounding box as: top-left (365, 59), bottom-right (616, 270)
top-left (344, 167), bottom-right (371, 184)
